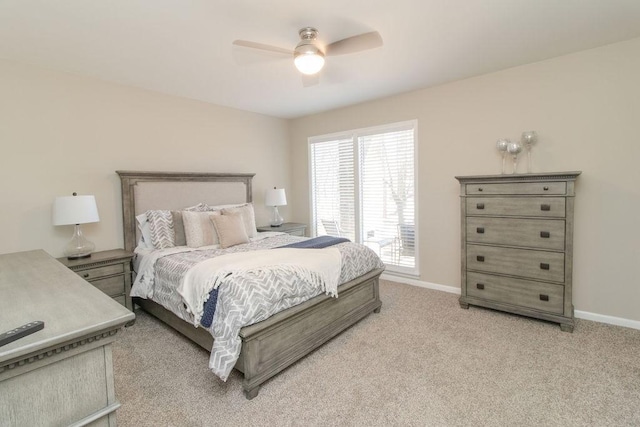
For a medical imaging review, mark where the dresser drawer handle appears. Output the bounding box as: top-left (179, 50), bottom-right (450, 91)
top-left (476, 283), bottom-right (485, 290)
top-left (543, 186), bottom-right (549, 191)
top-left (83, 273), bottom-right (90, 278)
top-left (540, 231), bottom-right (550, 238)
top-left (476, 203), bottom-right (485, 210)
top-left (540, 204), bottom-right (551, 211)
top-left (477, 256), bottom-right (485, 262)
top-left (540, 263), bottom-right (550, 270)
top-left (476, 227), bottom-right (485, 234)
top-left (478, 187), bottom-right (483, 192)
top-left (539, 294), bottom-right (549, 301)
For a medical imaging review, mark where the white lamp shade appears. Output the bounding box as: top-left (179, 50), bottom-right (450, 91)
top-left (265, 188), bottom-right (287, 207)
top-left (53, 195), bottom-right (100, 225)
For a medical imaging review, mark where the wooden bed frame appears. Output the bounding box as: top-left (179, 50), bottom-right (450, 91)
top-left (117, 171), bottom-right (383, 399)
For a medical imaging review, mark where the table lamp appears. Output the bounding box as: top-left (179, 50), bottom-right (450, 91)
top-left (53, 193), bottom-right (100, 259)
top-left (265, 187), bottom-right (287, 227)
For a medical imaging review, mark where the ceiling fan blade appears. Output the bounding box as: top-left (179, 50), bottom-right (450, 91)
top-left (325, 31), bottom-right (383, 56)
top-left (232, 40), bottom-right (292, 56)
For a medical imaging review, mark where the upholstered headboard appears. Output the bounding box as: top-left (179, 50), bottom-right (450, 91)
top-left (117, 171), bottom-right (255, 252)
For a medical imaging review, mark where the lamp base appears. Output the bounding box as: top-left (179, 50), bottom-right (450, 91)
top-left (269, 206), bottom-right (284, 227)
top-left (67, 253), bottom-right (92, 260)
top-left (64, 224), bottom-right (95, 260)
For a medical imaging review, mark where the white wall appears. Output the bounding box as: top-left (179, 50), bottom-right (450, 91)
top-left (289, 38), bottom-right (640, 322)
top-left (0, 60), bottom-right (290, 258)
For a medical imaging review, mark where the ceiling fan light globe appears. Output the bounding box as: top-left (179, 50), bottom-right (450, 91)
top-left (294, 51), bottom-right (325, 75)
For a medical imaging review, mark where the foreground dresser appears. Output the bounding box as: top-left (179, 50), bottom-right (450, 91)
top-left (0, 250), bottom-right (135, 426)
top-left (456, 172), bottom-right (580, 332)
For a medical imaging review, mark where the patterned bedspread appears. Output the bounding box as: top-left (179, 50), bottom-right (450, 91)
top-left (131, 233), bottom-right (384, 380)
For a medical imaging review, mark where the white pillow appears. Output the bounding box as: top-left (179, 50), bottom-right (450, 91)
top-left (207, 203), bottom-right (247, 211)
top-left (221, 203), bottom-right (257, 238)
top-left (182, 211), bottom-right (221, 248)
top-left (136, 213), bottom-right (154, 249)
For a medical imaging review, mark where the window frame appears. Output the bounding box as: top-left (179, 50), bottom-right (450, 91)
top-left (307, 119), bottom-right (419, 276)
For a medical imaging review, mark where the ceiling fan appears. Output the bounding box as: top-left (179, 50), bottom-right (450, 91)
top-left (233, 27), bottom-right (383, 76)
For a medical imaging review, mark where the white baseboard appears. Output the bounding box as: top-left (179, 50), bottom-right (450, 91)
top-left (381, 272), bottom-right (460, 295)
top-left (574, 310), bottom-right (640, 330)
top-left (381, 272), bottom-right (640, 331)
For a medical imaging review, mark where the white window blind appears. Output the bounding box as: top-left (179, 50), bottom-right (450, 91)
top-left (309, 121), bottom-right (417, 274)
top-left (310, 137), bottom-right (355, 241)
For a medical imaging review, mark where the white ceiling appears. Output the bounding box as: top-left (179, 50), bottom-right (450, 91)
top-left (2, 1), bottom-right (640, 119)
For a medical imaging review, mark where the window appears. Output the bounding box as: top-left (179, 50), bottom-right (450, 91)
top-left (309, 120), bottom-right (417, 275)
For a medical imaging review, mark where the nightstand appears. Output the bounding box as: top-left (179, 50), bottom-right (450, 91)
top-left (257, 222), bottom-right (307, 237)
top-left (57, 249), bottom-right (133, 310)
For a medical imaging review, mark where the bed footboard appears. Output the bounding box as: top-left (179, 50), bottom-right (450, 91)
top-left (239, 267), bottom-right (383, 399)
top-left (133, 267), bottom-right (383, 399)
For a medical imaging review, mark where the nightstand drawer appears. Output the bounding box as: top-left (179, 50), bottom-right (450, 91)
top-left (466, 197), bottom-right (566, 217)
top-left (76, 264), bottom-right (124, 281)
top-left (466, 182), bottom-right (566, 195)
top-left (467, 272), bottom-right (564, 314)
top-left (90, 275), bottom-right (126, 297)
top-left (467, 244), bottom-right (565, 283)
top-left (467, 217), bottom-right (565, 250)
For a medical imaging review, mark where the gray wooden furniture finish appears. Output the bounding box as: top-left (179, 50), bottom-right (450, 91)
top-left (0, 250), bottom-right (135, 426)
top-left (257, 222), bottom-right (307, 236)
top-left (117, 171), bottom-right (383, 399)
top-left (456, 172), bottom-right (581, 332)
top-left (58, 249), bottom-right (134, 310)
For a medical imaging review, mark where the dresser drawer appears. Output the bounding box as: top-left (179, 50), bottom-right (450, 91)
top-left (467, 244), bottom-right (565, 283)
top-left (467, 217), bottom-right (565, 250)
top-left (89, 275), bottom-right (126, 297)
top-left (466, 182), bottom-right (567, 195)
top-left (466, 197), bottom-right (566, 217)
top-left (466, 272), bottom-right (564, 314)
top-left (75, 264), bottom-right (124, 280)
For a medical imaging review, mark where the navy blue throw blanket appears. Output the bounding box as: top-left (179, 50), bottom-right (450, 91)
top-left (199, 235), bottom-right (350, 328)
top-left (277, 235), bottom-right (350, 249)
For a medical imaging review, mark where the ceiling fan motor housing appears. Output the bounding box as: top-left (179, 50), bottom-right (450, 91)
top-left (294, 27), bottom-right (325, 74)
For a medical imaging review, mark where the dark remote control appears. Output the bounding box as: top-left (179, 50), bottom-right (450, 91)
top-left (0, 321), bottom-right (45, 347)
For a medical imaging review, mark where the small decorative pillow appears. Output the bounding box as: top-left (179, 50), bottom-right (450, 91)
top-left (211, 214), bottom-right (249, 249)
top-left (146, 210), bottom-right (175, 249)
top-left (182, 210), bottom-right (221, 248)
top-left (221, 203), bottom-right (257, 238)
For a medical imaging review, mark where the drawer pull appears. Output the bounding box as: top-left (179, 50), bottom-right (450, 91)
top-left (540, 204), bottom-right (551, 211)
top-left (476, 203), bottom-right (485, 210)
top-left (543, 186), bottom-right (549, 191)
top-left (478, 187), bottom-right (483, 192)
top-left (540, 231), bottom-right (550, 238)
top-left (539, 294), bottom-right (549, 301)
top-left (476, 227), bottom-right (485, 234)
top-left (477, 256), bottom-right (485, 262)
top-left (83, 273), bottom-right (90, 278)
top-left (540, 263), bottom-right (550, 270)
top-left (476, 283), bottom-right (485, 290)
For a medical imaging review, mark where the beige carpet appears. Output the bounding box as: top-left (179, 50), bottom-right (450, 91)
top-left (113, 280), bottom-right (640, 426)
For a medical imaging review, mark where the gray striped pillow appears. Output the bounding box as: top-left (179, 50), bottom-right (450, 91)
top-left (146, 210), bottom-right (175, 249)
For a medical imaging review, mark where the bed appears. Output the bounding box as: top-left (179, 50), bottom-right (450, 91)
top-left (117, 171), bottom-right (384, 399)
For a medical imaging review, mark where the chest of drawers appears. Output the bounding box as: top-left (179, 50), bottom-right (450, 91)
top-left (455, 172), bottom-right (581, 332)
